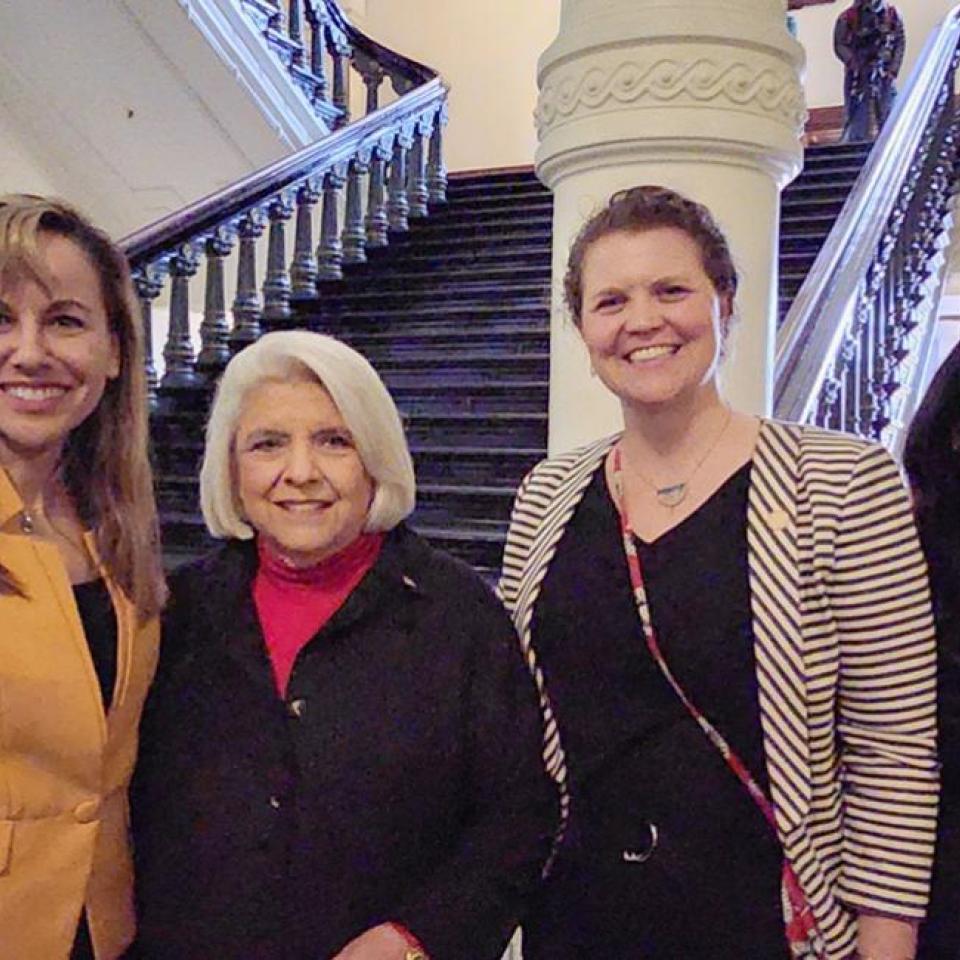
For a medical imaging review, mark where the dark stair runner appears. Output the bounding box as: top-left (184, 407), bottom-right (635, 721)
top-left (153, 143), bottom-right (872, 574)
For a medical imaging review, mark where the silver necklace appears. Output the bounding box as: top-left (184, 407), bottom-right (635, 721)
top-left (19, 508), bottom-right (36, 534)
top-left (624, 406), bottom-right (734, 510)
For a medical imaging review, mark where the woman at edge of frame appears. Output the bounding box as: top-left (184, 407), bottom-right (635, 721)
top-left (0, 194), bottom-right (165, 959)
top-left (498, 185), bottom-right (938, 960)
top-left (904, 340), bottom-right (960, 960)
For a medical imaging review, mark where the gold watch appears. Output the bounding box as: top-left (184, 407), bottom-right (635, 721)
top-left (404, 952), bottom-right (427, 960)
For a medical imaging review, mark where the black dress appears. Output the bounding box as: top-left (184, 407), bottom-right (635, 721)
top-left (70, 579), bottom-right (118, 960)
top-left (522, 464), bottom-right (789, 960)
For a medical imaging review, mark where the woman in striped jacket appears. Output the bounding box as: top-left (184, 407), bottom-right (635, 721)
top-left (499, 186), bottom-right (938, 960)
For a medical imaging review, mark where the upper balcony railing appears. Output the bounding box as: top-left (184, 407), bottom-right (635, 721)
top-left (121, 0), bottom-right (447, 402)
top-left (241, 0), bottom-right (435, 128)
top-left (775, 5), bottom-right (960, 450)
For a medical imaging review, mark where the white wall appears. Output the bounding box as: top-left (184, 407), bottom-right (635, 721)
top-left (0, 0), bottom-right (325, 237)
top-left (362, 0), bottom-right (561, 172)
top-left (793, 0), bottom-right (956, 109)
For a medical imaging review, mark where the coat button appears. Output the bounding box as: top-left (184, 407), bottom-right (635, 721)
top-left (288, 698), bottom-right (306, 719)
top-left (269, 795), bottom-right (281, 810)
top-left (73, 799), bottom-right (101, 823)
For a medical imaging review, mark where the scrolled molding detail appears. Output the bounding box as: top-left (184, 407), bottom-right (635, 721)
top-left (538, 55), bottom-right (805, 136)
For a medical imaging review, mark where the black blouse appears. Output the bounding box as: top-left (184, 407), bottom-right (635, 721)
top-left (72, 578), bottom-right (117, 711)
top-left (70, 578), bottom-right (118, 959)
top-left (524, 463), bottom-right (788, 959)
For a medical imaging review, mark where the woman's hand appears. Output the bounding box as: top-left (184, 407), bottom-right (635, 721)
top-left (330, 923), bottom-right (423, 960)
top-left (856, 914), bottom-right (917, 960)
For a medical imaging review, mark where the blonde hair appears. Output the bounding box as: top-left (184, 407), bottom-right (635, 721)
top-left (0, 194), bottom-right (166, 621)
top-left (201, 330), bottom-right (416, 539)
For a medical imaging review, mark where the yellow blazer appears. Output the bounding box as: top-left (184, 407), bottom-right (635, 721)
top-left (0, 468), bottom-right (159, 959)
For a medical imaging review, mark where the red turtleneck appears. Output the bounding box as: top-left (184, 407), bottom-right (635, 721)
top-left (253, 532), bottom-right (384, 696)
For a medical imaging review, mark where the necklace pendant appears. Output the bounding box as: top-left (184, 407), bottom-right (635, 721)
top-left (655, 483), bottom-right (687, 508)
top-left (19, 511), bottom-right (35, 534)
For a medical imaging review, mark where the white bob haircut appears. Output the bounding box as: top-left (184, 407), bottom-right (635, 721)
top-left (200, 329), bottom-right (416, 540)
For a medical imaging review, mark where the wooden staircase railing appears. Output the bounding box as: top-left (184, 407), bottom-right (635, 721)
top-left (120, 0), bottom-right (447, 401)
top-left (240, 0), bottom-right (437, 129)
top-left (775, 4), bottom-right (960, 449)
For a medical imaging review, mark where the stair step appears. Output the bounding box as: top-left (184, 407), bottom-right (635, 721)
top-left (427, 196), bottom-right (553, 220)
top-left (338, 332), bottom-right (548, 359)
top-left (295, 281), bottom-right (550, 307)
top-left (312, 263), bottom-right (551, 289)
top-left (293, 300), bottom-right (549, 329)
top-left (390, 214), bottom-right (553, 238)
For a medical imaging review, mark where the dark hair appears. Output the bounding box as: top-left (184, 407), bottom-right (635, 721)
top-left (0, 194), bottom-right (166, 620)
top-left (563, 185), bottom-right (739, 326)
top-left (904, 340), bottom-right (960, 602)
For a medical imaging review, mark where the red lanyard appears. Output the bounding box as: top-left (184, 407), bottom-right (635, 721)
top-left (610, 444), bottom-right (824, 959)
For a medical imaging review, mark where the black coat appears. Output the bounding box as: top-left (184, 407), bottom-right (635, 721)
top-left (131, 526), bottom-right (556, 960)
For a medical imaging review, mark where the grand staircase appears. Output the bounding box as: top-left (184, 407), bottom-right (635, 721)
top-left (151, 144), bottom-right (875, 573)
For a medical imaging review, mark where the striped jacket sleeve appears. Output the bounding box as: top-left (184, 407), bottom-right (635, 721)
top-left (829, 442), bottom-right (939, 917)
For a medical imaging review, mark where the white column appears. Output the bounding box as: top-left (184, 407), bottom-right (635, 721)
top-left (536, 0), bottom-right (806, 454)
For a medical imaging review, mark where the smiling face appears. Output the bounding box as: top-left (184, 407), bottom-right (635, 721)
top-left (0, 232), bottom-right (120, 465)
top-left (579, 227), bottom-right (730, 413)
top-left (233, 376), bottom-right (375, 566)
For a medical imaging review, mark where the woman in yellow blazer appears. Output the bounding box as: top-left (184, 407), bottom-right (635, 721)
top-left (0, 195), bottom-right (165, 959)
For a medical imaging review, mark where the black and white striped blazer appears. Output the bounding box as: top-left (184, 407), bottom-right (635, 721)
top-left (498, 419), bottom-right (939, 960)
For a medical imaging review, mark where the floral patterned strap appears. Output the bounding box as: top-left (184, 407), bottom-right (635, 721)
top-left (610, 445), bottom-right (824, 959)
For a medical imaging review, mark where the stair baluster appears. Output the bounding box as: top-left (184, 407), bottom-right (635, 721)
top-left (331, 40), bottom-right (350, 127)
top-left (132, 267), bottom-right (163, 407)
top-left (365, 146), bottom-right (390, 248)
top-left (287, 0), bottom-right (304, 65)
top-left (387, 135), bottom-right (410, 232)
top-left (355, 51), bottom-right (385, 116)
top-left (198, 231), bottom-right (234, 373)
top-left (426, 109), bottom-right (448, 205)
top-left (342, 156), bottom-right (369, 264)
top-left (291, 181), bottom-right (321, 295)
top-left (231, 213), bottom-right (265, 347)
top-left (406, 124), bottom-right (429, 218)
top-left (163, 247), bottom-right (201, 389)
top-left (317, 168), bottom-right (345, 280)
top-left (263, 197), bottom-right (294, 321)
top-left (307, 8), bottom-right (329, 103)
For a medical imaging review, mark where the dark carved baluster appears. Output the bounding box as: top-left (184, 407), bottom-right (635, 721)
top-left (267, 1), bottom-right (285, 34)
top-left (354, 51), bottom-right (385, 115)
top-left (287, 0), bottom-right (303, 63)
top-left (331, 41), bottom-right (350, 126)
top-left (163, 246), bottom-right (201, 389)
top-left (197, 231), bottom-right (234, 373)
top-left (406, 125), bottom-right (429, 217)
top-left (308, 14), bottom-right (328, 101)
top-left (427, 108), bottom-right (448, 204)
top-left (232, 213), bottom-right (265, 347)
top-left (387, 136), bottom-right (410, 232)
top-left (365, 146), bottom-right (390, 248)
top-left (343, 156), bottom-right (369, 264)
top-left (132, 266), bottom-right (163, 407)
top-left (317, 168), bottom-right (345, 280)
top-left (291, 181), bottom-right (320, 296)
top-left (263, 197), bottom-right (294, 322)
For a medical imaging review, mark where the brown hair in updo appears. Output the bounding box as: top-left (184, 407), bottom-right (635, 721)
top-left (563, 185), bottom-right (739, 327)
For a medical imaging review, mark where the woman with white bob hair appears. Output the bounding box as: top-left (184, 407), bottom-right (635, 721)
top-left (131, 330), bottom-right (556, 960)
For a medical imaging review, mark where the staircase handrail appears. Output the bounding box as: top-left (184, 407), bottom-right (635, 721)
top-left (775, 4), bottom-right (960, 424)
top-left (121, 76), bottom-right (445, 266)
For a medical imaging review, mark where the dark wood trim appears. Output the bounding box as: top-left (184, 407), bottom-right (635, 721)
top-left (804, 105), bottom-right (845, 145)
top-left (449, 164), bottom-right (539, 179)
